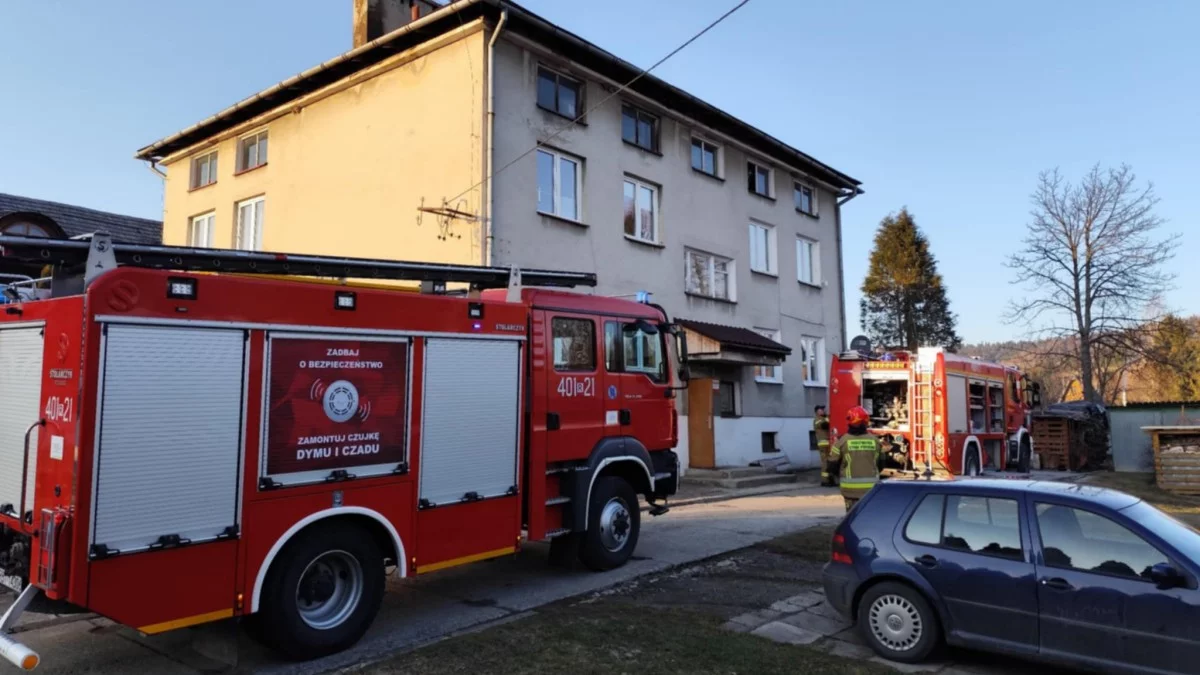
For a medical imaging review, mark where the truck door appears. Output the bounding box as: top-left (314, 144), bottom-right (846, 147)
top-left (607, 318), bottom-right (672, 451)
top-left (544, 312), bottom-right (604, 463)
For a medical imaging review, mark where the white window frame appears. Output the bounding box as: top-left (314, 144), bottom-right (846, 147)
top-left (237, 130), bottom-right (268, 172)
top-left (623, 176), bottom-right (660, 245)
top-left (685, 248), bottom-right (735, 302)
top-left (690, 137), bottom-right (720, 177)
top-left (748, 160), bottom-right (773, 198)
top-left (797, 237), bottom-right (821, 286)
top-left (536, 148), bottom-right (582, 222)
top-left (235, 196), bottom-right (265, 251)
top-left (749, 221), bottom-right (777, 276)
top-left (801, 336), bottom-right (826, 386)
top-left (794, 181), bottom-right (818, 216)
top-left (188, 212), bottom-right (215, 248)
top-left (190, 151), bottom-right (218, 190)
top-left (753, 328), bottom-right (783, 383)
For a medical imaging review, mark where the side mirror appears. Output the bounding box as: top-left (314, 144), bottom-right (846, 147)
top-left (667, 324), bottom-right (690, 384)
top-left (1149, 562), bottom-right (1185, 589)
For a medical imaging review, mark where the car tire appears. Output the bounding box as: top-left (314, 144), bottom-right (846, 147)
top-left (857, 581), bottom-right (940, 663)
top-left (255, 522), bottom-right (385, 661)
top-left (1017, 436), bottom-right (1032, 474)
top-left (964, 447), bottom-right (982, 477)
top-left (578, 476), bottom-right (640, 571)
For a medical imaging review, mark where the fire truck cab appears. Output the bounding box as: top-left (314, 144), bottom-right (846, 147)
top-left (0, 235), bottom-right (684, 669)
top-left (830, 347), bottom-right (1040, 476)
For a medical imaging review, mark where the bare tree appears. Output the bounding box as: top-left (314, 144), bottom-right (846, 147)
top-left (1008, 164), bottom-right (1178, 403)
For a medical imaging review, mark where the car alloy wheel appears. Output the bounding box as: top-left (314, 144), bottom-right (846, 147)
top-left (868, 593), bottom-right (923, 653)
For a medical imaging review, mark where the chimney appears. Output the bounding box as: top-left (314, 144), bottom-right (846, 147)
top-left (353, 0), bottom-right (429, 48)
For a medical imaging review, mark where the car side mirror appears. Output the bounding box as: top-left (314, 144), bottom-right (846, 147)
top-left (1149, 562), bottom-right (1185, 589)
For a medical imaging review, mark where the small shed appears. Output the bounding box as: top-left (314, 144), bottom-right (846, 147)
top-left (1144, 425), bottom-right (1200, 494)
top-left (1110, 402), bottom-right (1200, 472)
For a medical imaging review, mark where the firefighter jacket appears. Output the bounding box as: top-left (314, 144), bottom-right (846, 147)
top-left (832, 432), bottom-right (882, 499)
top-left (813, 415), bottom-right (831, 448)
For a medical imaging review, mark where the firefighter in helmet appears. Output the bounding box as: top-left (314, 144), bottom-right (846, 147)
top-left (813, 405), bottom-right (834, 487)
top-left (831, 405), bottom-right (882, 511)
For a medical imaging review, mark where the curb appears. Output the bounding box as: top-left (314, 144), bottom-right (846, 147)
top-left (640, 482), bottom-right (830, 512)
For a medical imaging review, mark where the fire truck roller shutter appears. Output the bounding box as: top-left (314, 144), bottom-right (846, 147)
top-left (90, 324), bottom-right (246, 555)
top-left (0, 325), bottom-right (43, 520)
top-left (419, 338), bottom-right (521, 506)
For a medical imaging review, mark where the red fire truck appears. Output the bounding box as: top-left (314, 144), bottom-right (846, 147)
top-left (829, 347), bottom-right (1041, 477)
top-left (0, 235), bottom-right (685, 669)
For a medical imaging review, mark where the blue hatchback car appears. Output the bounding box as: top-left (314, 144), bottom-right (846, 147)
top-left (822, 479), bottom-right (1200, 674)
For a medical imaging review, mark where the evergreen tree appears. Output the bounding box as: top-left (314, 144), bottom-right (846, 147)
top-left (860, 208), bottom-right (962, 351)
top-left (1145, 315), bottom-right (1200, 401)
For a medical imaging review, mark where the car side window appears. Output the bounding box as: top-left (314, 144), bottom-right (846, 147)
top-left (942, 495), bottom-right (1023, 561)
top-left (904, 494), bottom-right (945, 545)
top-left (1035, 503), bottom-right (1169, 581)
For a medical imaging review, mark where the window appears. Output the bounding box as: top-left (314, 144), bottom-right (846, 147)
top-left (754, 328), bottom-right (782, 383)
top-left (235, 197), bottom-right (265, 251)
top-left (622, 325), bottom-right (665, 382)
top-left (604, 322), bottom-right (622, 372)
top-left (747, 161), bottom-right (772, 198)
top-left (1, 222), bottom-right (51, 237)
top-left (1036, 504), bottom-right (1169, 581)
top-left (536, 67), bottom-right (582, 118)
top-left (622, 177), bottom-right (658, 244)
top-left (717, 381), bottom-right (738, 417)
top-left (905, 494), bottom-right (945, 545)
top-left (749, 222), bottom-right (776, 275)
top-left (797, 238), bottom-right (820, 286)
top-left (691, 138), bottom-right (719, 177)
top-left (536, 149), bottom-right (580, 221)
top-left (621, 104), bottom-right (658, 152)
top-left (237, 130), bottom-right (268, 172)
top-left (941, 495), bottom-right (1023, 560)
top-left (190, 151), bottom-right (218, 189)
top-left (761, 431), bottom-right (778, 453)
top-left (685, 249), bottom-right (733, 301)
top-left (188, 212), bottom-right (215, 248)
top-left (794, 182), bottom-right (817, 216)
top-left (552, 318), bottom-right (595, 371)
top-left (800, 337), bottom-right (825, 385)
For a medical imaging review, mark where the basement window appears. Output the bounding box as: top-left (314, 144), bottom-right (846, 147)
top-left (762, 431), bottom-right (778, 453)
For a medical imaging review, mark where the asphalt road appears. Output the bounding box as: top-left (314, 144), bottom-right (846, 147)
top-left (0, 487), bottom-right (845, 674)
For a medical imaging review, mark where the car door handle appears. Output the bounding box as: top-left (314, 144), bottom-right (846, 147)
top-left (914, 554), bottom-right (938, 568)
top-left (1041, 577), bottom-right (1073, 591)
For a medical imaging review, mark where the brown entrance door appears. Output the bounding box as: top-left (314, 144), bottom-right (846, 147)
top-left (687, 378), bottom-right (716, 469)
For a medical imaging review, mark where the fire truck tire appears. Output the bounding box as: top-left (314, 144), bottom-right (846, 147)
top-left (255, 523), bottom-right (385, 660)
top-left (964, 447), bottom-right (982, 477)
top-left (579, 476), bottom-right (641, 571)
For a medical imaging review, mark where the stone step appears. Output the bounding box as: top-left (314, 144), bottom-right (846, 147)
top-left (685, 466), bottom-right (784, 480)
top-left (681, 472), bottom-right (799, 490)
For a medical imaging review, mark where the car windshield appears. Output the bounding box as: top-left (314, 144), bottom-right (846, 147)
top-left (1121, 500), bottom-right (1200, 562)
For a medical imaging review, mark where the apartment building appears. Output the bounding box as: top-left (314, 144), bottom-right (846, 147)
top-left (135, 0), bottom-right (862, 471)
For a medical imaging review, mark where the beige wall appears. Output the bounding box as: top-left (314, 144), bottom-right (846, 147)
top-left (161, 25), bottom-right (487, 265)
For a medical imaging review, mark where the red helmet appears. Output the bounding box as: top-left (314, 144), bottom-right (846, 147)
top-left (846, 406), bottom-right (870, 427)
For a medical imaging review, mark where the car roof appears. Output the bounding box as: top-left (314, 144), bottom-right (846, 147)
top-left (879, 477), bottom-right (1141, 510)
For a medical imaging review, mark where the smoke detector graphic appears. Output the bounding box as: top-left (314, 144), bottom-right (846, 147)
top-left (311, 378), bottom-right (371, 423)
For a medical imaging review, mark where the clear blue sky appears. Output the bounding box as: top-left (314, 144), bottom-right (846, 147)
top-left (2, 0), bottom-right (1196, 343)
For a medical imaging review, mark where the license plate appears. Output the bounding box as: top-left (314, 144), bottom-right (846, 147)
top-left (0, 574), bottom-right (22, 594)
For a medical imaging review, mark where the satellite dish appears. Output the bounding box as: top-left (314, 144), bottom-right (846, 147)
top-left (850, 335), bottom-right (871, 357)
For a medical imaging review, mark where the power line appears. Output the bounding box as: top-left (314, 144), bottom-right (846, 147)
top-left (444, 0), bottom-right (755, 207)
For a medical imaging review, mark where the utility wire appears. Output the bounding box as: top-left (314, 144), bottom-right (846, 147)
top-left (445, 0), bottom-right (755, 207)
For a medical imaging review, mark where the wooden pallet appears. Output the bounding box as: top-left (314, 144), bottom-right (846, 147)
top-left (1148, 426), bottom-right (1200, 495)
top-left (1033, 418), bottom-right (1074, 471)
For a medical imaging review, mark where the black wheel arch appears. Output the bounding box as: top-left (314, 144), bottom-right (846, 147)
top-left (851, 574), bottom-right (950, 632)
top-left (566, 437), bottom-right (655, 532)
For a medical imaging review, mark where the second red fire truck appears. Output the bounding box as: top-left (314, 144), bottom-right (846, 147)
top-left (830, 347), bottom-right (1041, 477)
top-left (0, 234), bottom-right (686, 669)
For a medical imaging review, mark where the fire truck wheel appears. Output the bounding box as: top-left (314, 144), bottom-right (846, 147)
top-left (255, 523), bottom-right (385, 660)
top-left (964, 447), bottom-right (982, 477)
top-left (579, 476), bottom-right (641, 571)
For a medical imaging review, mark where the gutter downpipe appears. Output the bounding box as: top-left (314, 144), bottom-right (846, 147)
top-left (145, 160), bottom-right (166, 179)
top-left (835, 188), bottom-right (863, 351)
top-left (484, 8), bottom-right (508, 267)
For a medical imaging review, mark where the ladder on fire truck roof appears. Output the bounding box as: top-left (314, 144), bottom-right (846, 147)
top-left (0, 233), bottom-right (597, 295)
